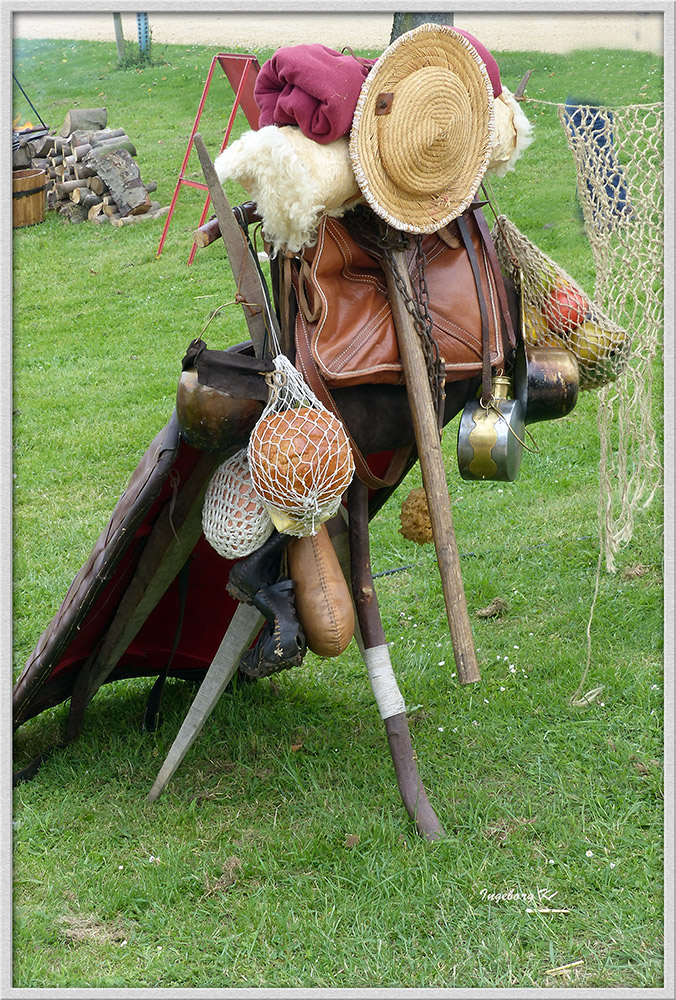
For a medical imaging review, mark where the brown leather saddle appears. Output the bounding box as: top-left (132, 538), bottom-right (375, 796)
top-left (293, 205), bottom-right (514, 388)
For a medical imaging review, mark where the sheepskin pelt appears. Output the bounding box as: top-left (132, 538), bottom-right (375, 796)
top-left (214, 125), bottom-right (361, 255)
top-left (486, 87), bottom-right (534, 178)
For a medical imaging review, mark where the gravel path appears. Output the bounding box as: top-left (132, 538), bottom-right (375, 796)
top-left (12, 11), bottom-right (663, 54)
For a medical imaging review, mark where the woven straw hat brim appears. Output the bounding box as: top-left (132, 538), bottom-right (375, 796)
top-left (350, 23), bottom-right (495, 233)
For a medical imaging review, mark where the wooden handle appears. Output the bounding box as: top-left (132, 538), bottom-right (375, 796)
top-left (193, 133), bottom-right (273, 359)
top-left (384, 248), bottom-right (480, 685)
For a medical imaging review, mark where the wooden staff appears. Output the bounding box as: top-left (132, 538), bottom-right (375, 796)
top-left (383, 250), bottom-right (481, 685)
top-left (193, 134), bottom-right (272, 359)
top-left (348, 478), bottom-right (444, 841)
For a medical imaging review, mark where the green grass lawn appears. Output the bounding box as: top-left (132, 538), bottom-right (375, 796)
top-left (11, 35), bottom-right (664, 990)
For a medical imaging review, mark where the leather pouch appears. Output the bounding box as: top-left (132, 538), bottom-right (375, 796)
top-left (287, 524), bottom-right (354, 658)
top-left (295, 212), bottom-right (507, 387)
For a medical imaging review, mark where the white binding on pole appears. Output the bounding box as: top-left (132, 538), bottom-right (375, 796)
top-left (364, 644), bottom-right (406, 720)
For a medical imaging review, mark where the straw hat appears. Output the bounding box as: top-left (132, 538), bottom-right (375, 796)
top-left (349, 23), bottom-right (495, 233)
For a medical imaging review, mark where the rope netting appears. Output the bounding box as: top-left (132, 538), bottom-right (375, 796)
top-left (492, 214), bottom-right (629, 391)
top-left (248, 355), bottom-right (355, 536)
top-left (558, 101), bottom-right (664, 571)
top-left (494, 99), bottom-right (663, 573)
top-left (202, 448), bottom-right (274, 559)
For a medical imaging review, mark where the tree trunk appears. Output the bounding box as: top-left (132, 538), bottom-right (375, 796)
top-left (58, 202), bottom-right (89, 223)
top-left (74, 162), bottom-right (97, 179)
top-left (72, 189), bottom-right (103, 209)
top-left (55, 179), bottom-right (89, 199)
top-left (113, 13), bottom-right (126, 63)
top-left (88, 202), bottom-right (106, 221)
top-left (390, 11), bottom-right (453, 42)
top-left (70, 127), bottom-right (126, 147)
top-left (85, 146), bottom-right (150, 217)
top-left (87, 175), bottom-right (107, 195)
top-left (193, 217), bottom-right (221, 248)
top-left (60, 108), bottom-right (107, 137)
top-left (110, 203), bottom-right (167, 227)
top-left (93, 136), bottom-right (137, 157)
top-left (30, 133), bottom-right (57, 157)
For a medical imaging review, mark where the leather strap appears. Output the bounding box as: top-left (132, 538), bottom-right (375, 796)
top-left (472, 205), bottom-right (518, 361)
top-left (293, 286), bottom-right (412, 492)
top-left (457, 213), bottom-right (492, 405)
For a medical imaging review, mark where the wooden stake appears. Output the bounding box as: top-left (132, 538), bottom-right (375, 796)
top-left (146, 603), bottom-right (263, 802)
top-left (60, 107), bottom-right (107, 136)
top-left (193, 133), bottom-right (274, 358)
top-left (384, 250), bottom-right (480, 685)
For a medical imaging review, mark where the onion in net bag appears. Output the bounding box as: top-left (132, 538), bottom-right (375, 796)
top-left (248, 355), bottom-right (355, 537)
top-left (492, 215), bottom-right (630, 390)
top-left (202, 448), bottom-right (274, 559)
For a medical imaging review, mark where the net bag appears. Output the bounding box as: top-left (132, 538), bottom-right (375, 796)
top-left (202, 448), bottom-right (274, 559)
top-left (492, 215), bottom-right (630, 390)
top-left (248, 355), bottom-right (355, 537)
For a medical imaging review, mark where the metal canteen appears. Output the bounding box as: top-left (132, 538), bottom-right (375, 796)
top-left (176, 368), bottom-right (264, 452)
top-left (457, 376), bottom-right (526, 482)
top-left (513, 339), bottom-right (579, 424)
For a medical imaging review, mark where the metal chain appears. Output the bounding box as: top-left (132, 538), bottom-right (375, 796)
top-left (383, 237), bottom-right (446, 428)
top-left (342, 205), bottom-right (446, 426)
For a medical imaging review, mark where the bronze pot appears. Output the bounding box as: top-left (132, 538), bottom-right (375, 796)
top-left (513, 341), bottom-right (579, 425)
top-left (176, 368), bottom-right (263, 452)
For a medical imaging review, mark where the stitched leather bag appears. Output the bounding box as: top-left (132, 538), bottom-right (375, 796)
top-left (287, 524), bottom-right (354, 658)
top-left (294, 210), bottom-right (510, 388)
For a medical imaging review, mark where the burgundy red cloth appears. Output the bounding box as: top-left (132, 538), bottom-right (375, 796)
top-left (253, 28), bottom-right (502, 144)
top-left (254, 43), bottom-right (375, 144)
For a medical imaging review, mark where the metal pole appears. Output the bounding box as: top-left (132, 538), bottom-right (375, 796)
top-left (136, 12), bottom-right (150, 54)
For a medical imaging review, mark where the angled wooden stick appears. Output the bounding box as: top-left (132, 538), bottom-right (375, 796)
top-left (347, 478), bottom-right (444, 841)
top-left (146, 603), bottom-right (263, 801)
top-left (383, 250), bottom-right (481, 685)
top-left (193, 133), bottom-right (273, 359)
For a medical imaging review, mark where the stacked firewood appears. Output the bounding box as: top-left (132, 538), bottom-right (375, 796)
top-left (21, 107), bottom-right (166, 226)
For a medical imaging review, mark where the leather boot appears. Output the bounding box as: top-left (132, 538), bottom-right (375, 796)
top-left (227, 529), bottom-right (291, 603)
top-left (239, 579), bottom-right (306, 678)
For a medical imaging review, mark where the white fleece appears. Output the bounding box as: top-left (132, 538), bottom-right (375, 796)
top-left (214, 126), bottom-right (360, 255)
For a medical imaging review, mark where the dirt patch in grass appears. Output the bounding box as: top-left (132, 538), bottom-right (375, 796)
top-left (203, 856), bottom-right (244, 897)
top-left (58, 913), bottom-right (127, 945)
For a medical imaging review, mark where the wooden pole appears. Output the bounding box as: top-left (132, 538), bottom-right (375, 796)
top-left (113, 13), bottom-right (126, 64)
top-left (348, 478), bottom-right (444, 840)
top-left (193, 133), bottom-right (274, 358)
top-left (66, 451), bottom-right (224, 734)
top-left (146, 603), bottom-right (264, 801)
top-left (383, 252), bottom-right (480, 685)
top-left (390, 11), bottom-right (453, 43)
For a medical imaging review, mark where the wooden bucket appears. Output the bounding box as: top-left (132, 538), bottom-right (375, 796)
top-left (13, 168), bottom-right (47, 228)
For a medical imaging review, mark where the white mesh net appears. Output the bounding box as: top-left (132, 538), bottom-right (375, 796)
top-left (559, 101), bottom-right (664, 572)
top-left (247, 355), bottom-right (355, 537)
top-left (202, 448), bottom-right (274, 559)
top-left (492, 98), bottom-right (663, 572)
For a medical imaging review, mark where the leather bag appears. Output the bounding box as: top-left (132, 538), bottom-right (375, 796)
top-left (294, 210), bottom-right (508, 388)
top-left (287, 524), bottom-right (354, 658)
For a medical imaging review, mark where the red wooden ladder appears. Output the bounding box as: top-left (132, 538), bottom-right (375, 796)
top-left (156, 52), bottom-right (260, 265)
